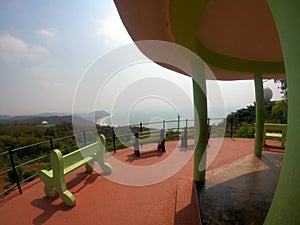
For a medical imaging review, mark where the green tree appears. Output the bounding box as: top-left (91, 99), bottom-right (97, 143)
top-left (227, 105), bottom-right (256, 125)
top-left (271, 100), bottom-right (288, 124)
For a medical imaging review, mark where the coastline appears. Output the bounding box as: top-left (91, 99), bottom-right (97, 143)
top-left (96, 115), bottom-right (111, 126)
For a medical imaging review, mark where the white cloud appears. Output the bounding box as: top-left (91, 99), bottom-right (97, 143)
top-left (0, 33), bottom-right (27, 61)
top-left (27, 46), bottom-right (49, 59)
top-left (0, 33), bottom-right (48, 61)
top-left (36, 29), bottom-right (56, 39)
top-left (96, 13), bottom-right (132, 47)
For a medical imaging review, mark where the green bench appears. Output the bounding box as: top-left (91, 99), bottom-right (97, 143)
top-left (263, 123), bottom-right (287, 148)
top-left (133, 129), bottom-right (166, 157)
top-left (38, 134), bottom-right (112, 207)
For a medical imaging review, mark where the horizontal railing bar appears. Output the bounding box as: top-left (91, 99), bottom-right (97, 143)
top-left (0, 168), bottom-right (13, 176)
top-left (0, 183), bottom-right (17, 197)
top-left (0, 150), bottom-right (9, 157)
top-left (53, 135), bottom-right (75, 141)
top-left (143, 121), bottom-right (164, 125)
top-left (20, 173), bottom-right (38, 184)
top-left (12, 140), bottom-right (50, 153)
top-left (15, 154), bottom-right (50, 168)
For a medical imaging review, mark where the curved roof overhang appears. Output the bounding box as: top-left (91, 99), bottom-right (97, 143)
top-left (114, 0), bottom-right (285, 80)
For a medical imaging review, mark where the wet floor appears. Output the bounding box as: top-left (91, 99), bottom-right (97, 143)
top-left (196, 153), bottom-right (283, 225)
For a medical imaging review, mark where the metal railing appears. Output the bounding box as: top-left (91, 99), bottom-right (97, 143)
top-left (0, 134), bottom-right (79, 197)
top-left (0, 116), bottom-right (231, 197)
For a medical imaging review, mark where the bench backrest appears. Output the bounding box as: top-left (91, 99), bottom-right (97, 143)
top-left (62, 135), bottom-right (106, 168)
top-left (62, 142), bottom-right (97, 166)
top-left (264, 123), bottom-right (287, 133)
top-left (133, 130), bottom-right (165, 143)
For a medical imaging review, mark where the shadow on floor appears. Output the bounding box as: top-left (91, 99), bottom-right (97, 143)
top-left (31, 171), bottom-right (99, 225)
top-left (196, 154), bottom-right (282, 225)
top-left (126, 149), bottom-right (164, 162)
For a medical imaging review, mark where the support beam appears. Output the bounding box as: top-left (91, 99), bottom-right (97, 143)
top-left (254, 73), bottom-right (265, 156)
top-left (264, 1), bottom-right (300, 224)
top-left (192, 60), bottom-right (208, 182)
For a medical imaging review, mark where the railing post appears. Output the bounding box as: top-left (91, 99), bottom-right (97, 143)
top-left (177, 115), bottom-right (180, 132)
top-left (112, 127), bottom-right (116, 154)
top-left (134, 132), bottom-right (140, 157)
top-left (163, 120), bottom-right (166, 130)
top-left (8, 147), bottom-right (22, 194)
top-left (230, 117), bottom-right (233, 139)
top-left (49, 137), bottom-right (54, 150)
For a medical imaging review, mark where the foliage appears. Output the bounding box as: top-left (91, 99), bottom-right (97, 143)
top-left (235, 125), bottom-right (255, 138)
top-left (0, 123), bottom-right (73, 153)
top-left (226, 105), bottom-right (256, 125)
top-left (165, 130), bottom-right (181, 141)
top-left (22, 170), bottom-right (36, 181)
top-left (8, 167), bottom-right (22, 184)
top-left (271, 100), bottom-right (288, 124)
top-left (226, 100), bottom-right (287, 126)
top-left (223, 99), bottom-right (288, 138)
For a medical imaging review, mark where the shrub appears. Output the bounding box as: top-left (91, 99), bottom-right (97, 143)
top-left (22, 169), bottom-right (36, 181)
top-left (235, 125), bottom-right (255, 138)
top-left (165, 130), bottom-right (180, 141)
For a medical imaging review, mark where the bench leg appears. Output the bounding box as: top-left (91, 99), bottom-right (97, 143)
top-left (44, 182), bottom-right (56, 198)
top-left (54, 175), bottom-right (76, 207)
top-left (38, 171), bottom-right (56, 198)
top-left (51, 150), bottom-right (76, 207)
top-left (160, 140), bottom-right (166, 152)
top-left (97, 135), bottom-right (113, 173)
top-left (85, 162), bottom-right (93, 172)
top-left (96, 152), bottom-right (112, 174)
top-left (157, 139), bottom-right (166, 152)
top-left (59, 190), bottom-right (76, 207)
top-left (281, 139), bottom-right (285, 148)
top-left (135, 150), bottom-right (140, 157)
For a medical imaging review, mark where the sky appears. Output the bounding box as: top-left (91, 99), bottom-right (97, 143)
top-left (0, 1), bottom-right (283, 117)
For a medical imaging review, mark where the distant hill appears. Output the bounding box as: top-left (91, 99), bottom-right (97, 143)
top-left (0, 115), bottom-right (11, 120)
top-left (0, 111), bottom-right (110, 125)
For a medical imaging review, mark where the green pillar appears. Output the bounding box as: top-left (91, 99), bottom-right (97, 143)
top-left (254, 73), bottom-right (264, 156)
top-left (192, 60), bottom-right (208, 182)
top-left (264, 1), bottom-right (300, 224)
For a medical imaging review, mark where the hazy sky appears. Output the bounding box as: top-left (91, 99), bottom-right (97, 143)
top-left (0, 1), bottom-right (283, 116)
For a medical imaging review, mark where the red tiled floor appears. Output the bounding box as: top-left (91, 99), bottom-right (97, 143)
top-left (0, 138), bottom-right (284, 225)
top-left (174, 177), bottom-right (200, 225)
top-left (0, 140), bottom-right (195, 225)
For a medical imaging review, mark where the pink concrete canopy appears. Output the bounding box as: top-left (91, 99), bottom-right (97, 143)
top-left (114, 0), bottom-right (285, 80)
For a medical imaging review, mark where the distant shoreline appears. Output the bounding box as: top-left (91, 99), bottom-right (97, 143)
top-left (96, 115), bottom-right (111, 126)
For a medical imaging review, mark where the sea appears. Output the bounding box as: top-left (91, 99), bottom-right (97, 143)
top-left (99, 107), bottom-right (227, 130)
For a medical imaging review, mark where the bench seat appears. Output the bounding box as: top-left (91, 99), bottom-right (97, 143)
top-left (63, 156), bottom-right (94, 174)
top-left (265, 132), bottom-right (282, 139)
